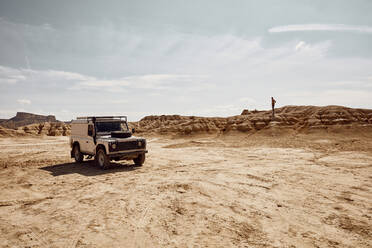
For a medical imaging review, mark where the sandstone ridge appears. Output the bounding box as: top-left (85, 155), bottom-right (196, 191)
top-left (130, 105), bottom-right (372, 135)
top-left (1, 105), bottom-right (372, 137)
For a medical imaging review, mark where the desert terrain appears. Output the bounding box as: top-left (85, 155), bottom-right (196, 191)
top-left (0, 106), bottom-right (371, 247)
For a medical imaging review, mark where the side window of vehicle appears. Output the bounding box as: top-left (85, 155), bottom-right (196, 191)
top-left (88, 125), bottom-right (94, 136)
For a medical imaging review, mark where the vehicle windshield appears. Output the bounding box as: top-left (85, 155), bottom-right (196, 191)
top-left (95, 121), bottom-right (128, 133)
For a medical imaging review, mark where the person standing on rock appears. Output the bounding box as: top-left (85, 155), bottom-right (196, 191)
top-left (271, 97), bottom-right (276, 119)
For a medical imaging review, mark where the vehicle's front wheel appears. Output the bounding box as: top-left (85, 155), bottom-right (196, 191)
top-left (95, 148), bottom-right (110, 169)
top-left (133, 153), bottom-right (145, 166)
top-left (72, 144), bottom-right (83, 163)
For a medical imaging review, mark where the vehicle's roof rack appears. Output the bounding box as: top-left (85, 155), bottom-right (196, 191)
top-left (76, 116), bottom-right (127, 121)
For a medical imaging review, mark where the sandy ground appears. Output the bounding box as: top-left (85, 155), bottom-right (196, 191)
top-left (0, 133), bottom-right (371, 247)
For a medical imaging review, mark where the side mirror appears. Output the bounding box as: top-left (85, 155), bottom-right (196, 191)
top-left (132, 128), bottom-right (135, 134)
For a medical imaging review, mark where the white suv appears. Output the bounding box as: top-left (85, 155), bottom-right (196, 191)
top-left (69, 116), bottom-right (147, 169)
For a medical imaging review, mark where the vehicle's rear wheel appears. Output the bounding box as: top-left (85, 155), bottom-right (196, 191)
top-left (133, 153), bottom-right (145, 166)
top-left (73, 144), bottom-right (83, 163)
top-left (95, 148), bottom-right (110, 169)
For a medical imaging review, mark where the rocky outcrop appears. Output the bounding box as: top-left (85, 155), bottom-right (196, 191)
top-left (0, 126), bottom-right (26, 137)
top-left (0, 112), bottom-right (57, 129)
top-left (1, 105), bottom-right (372, 138)
top-left (130, 105), bottom-right (372, 135)
top-left (20, 122), bottom-right (71, 136)
top-left (0, 122), bottom-right (71, 137)
top-left (241, 109), bottom-right (249, 115)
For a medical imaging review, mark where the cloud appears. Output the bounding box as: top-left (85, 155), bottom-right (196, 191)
top-left (187, 104), bottom-right (242, 116)
top-left (0, 66), bottom-right (94, 85)
top-left (239, 97), bottom-right (257, 104)
top-left (70, 79), bottom-right (130, 92)
top-left (186, 97), bottom-right (261, 117)
top-left (324, 80), bottom-right (372, 88)
top-left (295, 41), bottom-right (308, 51)
top-left (70, 74), bottom-right (210, 92)
top-left (42, 70), bottom-right (93, 81)
top-left (268, 24), bottom-right (372, 34)
top-left (1, 31), bottom-right (372, 120)
top-left (41, 23), bottom-right (54, 31)
top-left (0, 108), bottom-right (25, 117)
top-left (0, 18), bottom-right (55, 33)
top-left (0, 64), bottom-right (212, 94)
top-left (0, 66), bottom-right (27, 84)
top-left (17, 99), bottom-right (31, 105)
top-left (283, 89), bottom-right (372, 108)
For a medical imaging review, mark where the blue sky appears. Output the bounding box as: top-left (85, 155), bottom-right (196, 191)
top-left (0, 0), bottom-right (371, 121)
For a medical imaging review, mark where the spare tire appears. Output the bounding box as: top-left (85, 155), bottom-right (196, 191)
top-left (111, 131), bottom-right (132, 138)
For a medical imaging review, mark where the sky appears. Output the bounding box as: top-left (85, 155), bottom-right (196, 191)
top-left (0, 0), bottom-right (372, 121)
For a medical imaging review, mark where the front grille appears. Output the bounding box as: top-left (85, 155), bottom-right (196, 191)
top-left (109, 139), bottom-right (146, 152)
top-left (118, 141), bottom-right (139, 150)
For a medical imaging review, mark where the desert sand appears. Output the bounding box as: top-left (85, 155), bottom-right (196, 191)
top-left (0, 124), bottom-right (371, 247)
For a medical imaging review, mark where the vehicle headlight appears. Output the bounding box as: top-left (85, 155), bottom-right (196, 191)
top-left (112, 143), bottom-right (117, 149)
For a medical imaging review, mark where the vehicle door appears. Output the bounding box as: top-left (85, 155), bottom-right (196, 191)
top-left (80, 124), bottom-right (96, 155)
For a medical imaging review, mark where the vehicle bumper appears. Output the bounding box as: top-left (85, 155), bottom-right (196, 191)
top-left (108, 149), bottom-right (148, 159)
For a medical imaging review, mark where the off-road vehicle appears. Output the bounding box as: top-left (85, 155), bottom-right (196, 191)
top-left (69, 116), bottom-right (147, 169)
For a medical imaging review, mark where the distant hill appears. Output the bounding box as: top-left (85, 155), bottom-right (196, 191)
top-left (0, 112), bottom-right (57, 129)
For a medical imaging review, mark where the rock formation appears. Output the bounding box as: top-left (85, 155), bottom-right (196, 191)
top-left (21, 122), bottom-right (71, 136)
top-left (1, 105), bottom-right (372, 137)
top-left (241, 109), bottom-right (249, 115)
top-left (0, 122), bottom-right (71, 137)
top-left (0, 112), bottom-right (57, 129)
top-left (130, 105), bottom-right (372, 135)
